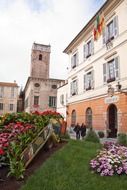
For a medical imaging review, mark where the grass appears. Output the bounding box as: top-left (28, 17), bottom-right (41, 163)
top-left (21, 140), bottom-right (127, 190)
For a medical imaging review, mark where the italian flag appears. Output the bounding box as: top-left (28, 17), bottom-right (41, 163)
top-left (94, 13), bottom-right (105, 41)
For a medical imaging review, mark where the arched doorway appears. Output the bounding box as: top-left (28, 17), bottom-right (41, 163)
top-left (108, 104), bottom-right (117, 138)
top-left (71, 110), bottom-right (76, 127)
top-left (86, 107), bottom-right (92, 129)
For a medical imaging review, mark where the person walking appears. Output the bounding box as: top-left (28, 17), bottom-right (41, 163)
top-left (74, 123), bottom-right (81, 139)
top-left (80, 123), bottom-right (86, 139)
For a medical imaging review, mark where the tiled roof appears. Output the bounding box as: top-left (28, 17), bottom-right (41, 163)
top-left (0, 82), bottom-right (18, 87)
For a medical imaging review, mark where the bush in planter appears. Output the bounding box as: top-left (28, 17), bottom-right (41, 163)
top-left (85, 129), bottom-right (100, 143)
top-left (98, 131), bottom-right (105, 138)
top-left (117, 133), bottom-right (127, 146)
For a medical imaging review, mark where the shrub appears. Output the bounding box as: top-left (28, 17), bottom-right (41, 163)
top-left (85, 129), bottom-right (100, 143)
top-left (117, 133), bottom-right (127, 146)
top-left (98, 131), bottom-right (105, 138)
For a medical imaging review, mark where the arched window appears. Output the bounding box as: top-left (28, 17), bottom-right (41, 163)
top-left (86, 107), bottom-right (92, 129)
top-left (71, 110), bottom-right (76, 127)
top-left (39, 54), bottom-right (42, 60)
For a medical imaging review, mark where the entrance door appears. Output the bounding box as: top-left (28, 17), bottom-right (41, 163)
top-left (71, 110), bottom-right (76, 127)
top-left (108, 104), bottom-right (117, 138)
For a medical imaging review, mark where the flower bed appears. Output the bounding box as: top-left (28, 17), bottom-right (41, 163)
top-left (90, 142), bottom-right (127, 176)
top-left (0, 111), bottom-right (63, 179)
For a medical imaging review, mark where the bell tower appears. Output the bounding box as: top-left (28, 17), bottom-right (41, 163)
top-left (30, 43), bottom-right (51, 79)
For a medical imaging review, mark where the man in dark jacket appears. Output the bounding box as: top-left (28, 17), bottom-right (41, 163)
top-left (74, 123), bottom-right (81, 139)
top-left (80, 123), bottom-right (86, 139)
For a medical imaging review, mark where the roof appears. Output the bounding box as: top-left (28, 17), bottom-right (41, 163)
top-left (33, 42), bottom-right (50, 48)
top-left (63, 0), bottom-right (115, 54)
top-left (0, 82), bottom-right (18, 87)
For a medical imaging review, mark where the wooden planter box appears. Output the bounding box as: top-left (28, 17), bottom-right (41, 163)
top-left (21, 124), bottom-right (53, 168)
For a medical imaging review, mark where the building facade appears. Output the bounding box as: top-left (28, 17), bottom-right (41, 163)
top-left (64, 0), bottom-right (127, 137)
top-left (24, 43), bottom-right (64, 113)
top-left (0, 82), bottom-right (18, 114)
top-left (57, 81), bottom-right (68, 120)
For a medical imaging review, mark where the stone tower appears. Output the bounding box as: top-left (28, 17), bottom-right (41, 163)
top-left (30, 43), bottom-right (51, 79)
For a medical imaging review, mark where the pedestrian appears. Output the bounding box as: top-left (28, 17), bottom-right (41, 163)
top-left (74, 123), bottom-right (81, 139)
top-left (80, 123), bottom-right (86, 139)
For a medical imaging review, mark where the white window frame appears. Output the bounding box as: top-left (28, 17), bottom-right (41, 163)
top-left (71, 52), bottom-right (79, 69)
top-left (70, 79), bottom-right (78, 96)
top-left (84, 38), bottom-right (94, 60)
top-left (84, 71), bottom-right (94, 91)
top-left (60, 94), bottom-right (64, 105)
top-left (103, 16), bottom-right (118, 44)
top-left (9, 104), bottom-right (14, 111)
top-left (49, 96), bottom-right (57, 108)
top-left (103, 56), bottom-right (119, 84)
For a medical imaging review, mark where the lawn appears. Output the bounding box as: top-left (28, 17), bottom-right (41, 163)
top-left (21, 140), bottom-right (127, 190)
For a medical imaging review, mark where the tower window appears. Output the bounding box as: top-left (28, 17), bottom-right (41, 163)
top-left (34, 96), bottom-right (39, 105)
top-left (39, 54), bottom-right (42, 60)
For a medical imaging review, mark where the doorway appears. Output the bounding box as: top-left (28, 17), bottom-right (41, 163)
top-left (71, 110), bottom-right (76, 127)
top-left (108, 104), bottom-right (117, 138)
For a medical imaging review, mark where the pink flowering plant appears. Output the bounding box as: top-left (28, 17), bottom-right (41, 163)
top-left (90, 141), bottom-right (127, 176)
top-left (0, 110), bottom-right (63, 179)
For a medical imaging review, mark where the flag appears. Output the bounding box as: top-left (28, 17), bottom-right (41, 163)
top-left (93, 13), bottom-right (105, 41)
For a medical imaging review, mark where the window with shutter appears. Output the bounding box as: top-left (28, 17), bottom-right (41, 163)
top-left (104, 56), bottom-right (119, 84)
top-left (49, 96), bottom-right (56, 108)
top-left (71, 52), bottom-right (78, 69)
top-left (107, 20), bottom-right (114, 41)
top-left (84, 71), bottom-right (94, 91)
top-left (71, 80), bottom-right (78, 96)
top-left (84, 39), bottom-right (94, 59)
top-left (103, 16), bottom-right (118, 45)
top-left (60, 94), bottom-right (64, 105)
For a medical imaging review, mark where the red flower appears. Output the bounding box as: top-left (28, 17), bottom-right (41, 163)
top-left (0, 148), bottom-right (5, 155)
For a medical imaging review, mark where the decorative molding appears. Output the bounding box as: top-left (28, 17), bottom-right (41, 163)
top-left (105, 51), bottom-right (117, 60)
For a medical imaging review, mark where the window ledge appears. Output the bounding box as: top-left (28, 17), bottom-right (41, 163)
top-left (106, 36), bottom-right (114, 44)
top-left (86, 54), bottom-right (91, 59)
top-left (107, 77), bottom-right (115, 83)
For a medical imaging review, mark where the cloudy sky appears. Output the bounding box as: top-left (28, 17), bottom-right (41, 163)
top-left (0, 0), bottom-right (106, 88)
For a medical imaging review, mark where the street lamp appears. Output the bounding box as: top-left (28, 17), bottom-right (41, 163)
top-left (116, 82), bottom-right (127, 94)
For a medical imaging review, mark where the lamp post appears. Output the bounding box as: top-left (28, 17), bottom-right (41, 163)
top-left (116, 82), bottom-right (127, 95)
